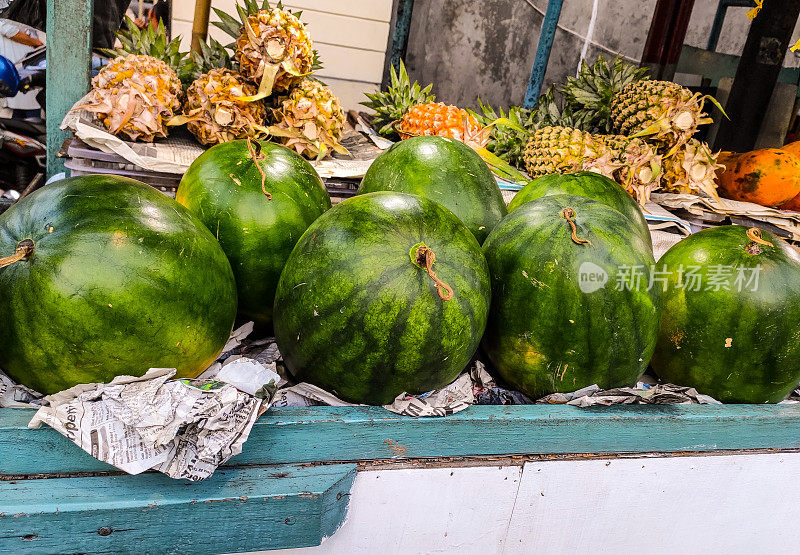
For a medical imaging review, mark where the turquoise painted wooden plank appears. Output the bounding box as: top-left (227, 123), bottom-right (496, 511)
top-left (46, 0), bottom-right (93, 177)
top-left (0, 463), bottom-right (356, 554)
top-left (3, 404), bottom-right (800, 476)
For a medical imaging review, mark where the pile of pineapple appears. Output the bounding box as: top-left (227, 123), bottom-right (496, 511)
top-left (78, 1), bottom-right (347, 160)
top-left (364, 57), bottom-right (724, 205)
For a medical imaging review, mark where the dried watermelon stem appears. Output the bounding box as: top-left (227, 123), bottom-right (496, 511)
top-left (246, 138), bottom-right (271, 200)
top-left (745, 227), bottom-right (773, 255)
top-left (0, 239), bottom-right (34, 269)
top-left (560, 208), bottom-right (591, 246)
top-left (410, 242), bottom-right (454, 301)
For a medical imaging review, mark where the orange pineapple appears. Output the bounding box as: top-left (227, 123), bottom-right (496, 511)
top-left (362, 62), bottom-right (488, 149)
top-left (396, 102), bottom-right (488, 149)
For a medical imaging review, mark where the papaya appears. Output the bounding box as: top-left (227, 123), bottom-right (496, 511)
top-left (716, 148), bottom-right (800, 207)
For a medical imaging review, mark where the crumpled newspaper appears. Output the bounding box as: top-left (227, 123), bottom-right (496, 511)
top-left (536, 383), bottom-right (720, 406)
top-left (272, 367), bottom-right (482, 417)
top-left (3, 323), bottom-right (284, 481)
top-left (0, 371), bottom-right (42, 408)
top-left (28, 358), bottom-right (280, 481)
top-left (651, 192), bottom-right (800, 240)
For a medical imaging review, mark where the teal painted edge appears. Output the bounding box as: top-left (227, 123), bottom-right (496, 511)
top-left (46, 0), bottom-right (93, 177)
top-left (0, 463), bottom-right (356, 554)
top-left (3, 404), bottom-right (800, 476)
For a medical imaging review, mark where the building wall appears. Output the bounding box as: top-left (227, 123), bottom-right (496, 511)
top-left (402, 0), bottom-right (800, 110)
top-left (170, 0), bottom-right (392, 109)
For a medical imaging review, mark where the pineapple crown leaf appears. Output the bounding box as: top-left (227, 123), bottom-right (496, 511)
top-left (360, 60), bottom-right (435, 138)
top-left (212, 8), bottom-right (242, 38)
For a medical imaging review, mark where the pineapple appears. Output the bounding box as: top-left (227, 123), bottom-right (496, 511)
top-left (396, 102), bottom-right (490, 149)
top-left (77, 54), bottom-right (182, 142)
top-left (268, 78), bottom-right (348, 159)
top-left (523, 126), bottom-right (663, 205)
top-left (559, 56), bottom-right (650, 134)
top-left (223, 2), bottom-right (314, 97)
top-left (361, 61), bottom-right (488, 148)
top-left (472, 87), bottom-right (583, 169)
top-left (661, 139), bottom-right (722, 199)
top-left (523, 126), bottom-right (617, 177)
top-left (361, 61), bottom-right (435, 139)
top-left (102, 16), bottom-right (196, 87)
top-left (610, 80), bottom-right (714, 152)
top-left (595, 135), bottom-right (664, 204)
top-left (471, 100), bottom-right (536, 169)
top-left (181, 68), bottom-right (267, 145)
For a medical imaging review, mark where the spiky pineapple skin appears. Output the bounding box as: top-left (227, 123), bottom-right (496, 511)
top-left (662, 139), bottom-right (721, 199)
top-left (610, 80), bottom-right (707, 150)
top-left (523, 127), bottom-right (663, 205)
top-left (270, 78), bottom-right (346, 159)
top-left (80, 55), bottom-right (182, 142)
top-left (594, 134), bottom-right (663, 204)
top-left (397, 102), bottom-right (488, 149)
top-left (236, 8), bottom-right (314, 94)
top-left (523, 126), bottom-right (606, 177)
top-left (184, 68), bottom-right (266, 146)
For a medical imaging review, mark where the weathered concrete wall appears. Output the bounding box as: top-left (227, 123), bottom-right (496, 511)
top-left (404, 0), bottom-right (656, 109)
top-left (403, 0), bottom-right (800, 109)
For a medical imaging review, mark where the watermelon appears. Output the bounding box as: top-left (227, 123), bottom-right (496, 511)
top-left (358, 136), bottom-right (507, 243)
top-left (508, 171), bottom-right (652, 249)
top-left (482, 194), bottom-right (662, 398)
top-left (651, 225), bottom-right (800, 403)
top-left (0, 175), bottom-right (237, 394)
top-left (273, 192), bottom-right (491, 405)
top-left (176, 140), bottom-right (330, 326)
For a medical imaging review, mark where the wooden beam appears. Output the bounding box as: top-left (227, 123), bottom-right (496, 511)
top-left (191, 0), bottom-right (212, 53)
top-left (641, 0), bottom-right (696, 81)
top-left (714, 0), bottom-right (800, 152)
top-left (45, 0), bottom-right (94, 178)
top-left (3, 404), bottom-right (800, 476)
top-left (0, 464), bottom-right (356, 553)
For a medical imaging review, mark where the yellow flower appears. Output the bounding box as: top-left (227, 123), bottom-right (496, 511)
top-left (746, 0), bottom-right (763, 19)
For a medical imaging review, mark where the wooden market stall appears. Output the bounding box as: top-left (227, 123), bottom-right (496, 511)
top-left (2, 0), bottom-right (799, 553)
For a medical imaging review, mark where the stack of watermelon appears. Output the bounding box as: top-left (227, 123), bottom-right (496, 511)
top-left (2, 134), bottom-right (799, 405)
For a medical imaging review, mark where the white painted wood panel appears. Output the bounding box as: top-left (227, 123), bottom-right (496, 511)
top-left (267, 465), bottom-right (524, 555)
top-left (505, 454), bottom-right (800, 554)
top-left (172, 0), bottom-right (392, 23)
top-left (172, 4), bottom-right (389, 52)
top-left (315, 77), bottom-right (378, 113)
top-left (259, 453), bottom-right (800, 554)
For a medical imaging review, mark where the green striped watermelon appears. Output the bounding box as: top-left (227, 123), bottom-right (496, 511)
top-left (358, 136), bottom-right (507, 243)
top-left (508, 172), bottom-right (651, 249)
top-left (0, 176), bottom-right (237, 394)
top-left (273, 192), bottom-right (491, 405)
top-left (176, 140), bottom-right (331, 327)
top-left (482, 194), bottom-right (662, 397)
top-left (652, 225), bottom-right (800, 403)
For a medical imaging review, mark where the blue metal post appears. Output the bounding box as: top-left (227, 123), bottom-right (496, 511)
top-left (46, 0), bottom-right (94, 178)
top-left (389, 0), bottom-right (416, 73)
top-left (523, 0), bottom-right (564, 108)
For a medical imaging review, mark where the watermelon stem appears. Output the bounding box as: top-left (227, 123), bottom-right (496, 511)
top-left (410, 242), bottom-right (454, 301)
top-left (246, 138), bottom-right (272, 200)
top-left (559, 208), bottom-right (591, 246)
top-left (0, 239), bottom-right (34, 269)
top-left (746, 228), bottom-right (773, 255)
